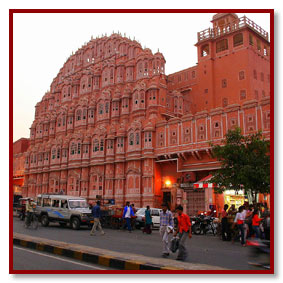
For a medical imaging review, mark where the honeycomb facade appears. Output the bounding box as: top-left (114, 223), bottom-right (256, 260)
top-left (23, 13), bottom-right (271, 213)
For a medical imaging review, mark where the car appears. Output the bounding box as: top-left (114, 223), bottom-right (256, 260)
top-left (135, 208), bottom-right (162, 229)
top-left (36, 194), bottom-right (94, 230)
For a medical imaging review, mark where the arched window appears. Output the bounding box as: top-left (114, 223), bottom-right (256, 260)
top-left (140, 92), bottom-right (145, 105)
top-left (93, 139), bottom-right (99, 152)
top-left (77, 143), bottom-right (81, 154)
top-left (57, 148), bottom-right (60, 159)
top-left (99, 104), bottom-right (103, 115)
top-left (136, 133), bottom-right (140, 145)
top-left (138, 62), bottom-right (142, 76)
top-left (129, 133), bottom-right (134, 145)
top-left (100, 140), bottom-right (104, 151)
top-left (76, 110), bottom-right (81, 121)
top-left (70, 142), bottom-right (76, 155)
top-left (52, 148), bottom-right (56, 159)
top-left (105, 102), bottom-right (109, 114)
top-left (83, 109), bottom-right (87, 120)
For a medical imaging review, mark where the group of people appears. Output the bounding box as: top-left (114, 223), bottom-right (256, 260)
top-left (221, 202), bottom-right (270, 246)
top-left (139, 203), bottom-right (192, 261)
top-left (89, 201), bottom-right (192, 262)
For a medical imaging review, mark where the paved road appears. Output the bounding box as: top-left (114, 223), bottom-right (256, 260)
top-left (13, 217), bottom-right (252, 270)
top-left (13, 246), bottom-right (114, 270)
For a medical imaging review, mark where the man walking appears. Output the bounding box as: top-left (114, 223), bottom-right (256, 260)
top-left (159, 203), bottom-right (174, 257)
top-left (221, 204), bottom-right (231, 241)
top-left (174, 205), bottom-right (192, 261)
top-left (123, 201), bottom-right (135, 232)
top-left (90, 201), bottom-right (105, 236)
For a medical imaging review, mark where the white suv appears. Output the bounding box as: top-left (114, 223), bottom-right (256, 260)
top-left (36, 194), bottom-right (94, 230)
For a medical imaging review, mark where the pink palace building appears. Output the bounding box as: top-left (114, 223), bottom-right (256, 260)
top-left (21, 13), bottom-right (270, 215)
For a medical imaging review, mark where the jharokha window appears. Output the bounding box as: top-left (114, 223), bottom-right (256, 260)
top-left (129, 133), bottom-right (134, 146)
top-left (76, 110), bottom-right (81, 121)
top-left (216, 39), bottom-right (228, 53)
top-left (201, 44), bottom-right (209, 57)
top-left (233, 33), bottom-right (243, 47)
top-left (93, 139), bottom-right (99, 152)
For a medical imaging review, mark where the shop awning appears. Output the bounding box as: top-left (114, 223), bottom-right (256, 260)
top-left (193, 174), bottom-right (215, 189)
top-left (13, 178), bottom-right (24, 186)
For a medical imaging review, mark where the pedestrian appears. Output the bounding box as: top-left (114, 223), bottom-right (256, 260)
top-left (143, 206), bottom-right (152, 234)
top-left (221, 204), bottom-right (231, 241)
top-left (123, 201), bottom-right (135, 232)
top-left (25, 198), bottom-right (34, 226)
top-left (159, 203), bottom-right (174, 257)
top-left (233, 206), bottom-right (246, 246)
top-left (131, 203), bottom-right (136, 214)
top-left (228, 204), bottom-right (237, 216)
top-left (245, 204), bottom-right (254, 238)
top-left (262, 202), bottom-right (270, 240)
top-left (90, 201), bottom-right (105, 236)
top-left (174, 205), bottom-right (192, 261)
top-left (252, 208), bottom-right (263, 239)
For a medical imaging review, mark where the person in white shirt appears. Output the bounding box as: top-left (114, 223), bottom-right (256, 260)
top-left (233, 206), bottom-right (246, 246)
top-left (122, 202), bottom-right (134, 232)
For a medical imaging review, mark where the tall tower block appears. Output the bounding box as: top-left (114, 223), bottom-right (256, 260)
top-left (194, 13), bottom-right (270, 112)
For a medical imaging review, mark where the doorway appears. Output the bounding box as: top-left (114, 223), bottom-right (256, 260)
top-left (163, 191), bottom-right (171, 207)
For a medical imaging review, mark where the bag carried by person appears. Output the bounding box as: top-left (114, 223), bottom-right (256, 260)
top-left (170, 236), bottom-right (179, 253)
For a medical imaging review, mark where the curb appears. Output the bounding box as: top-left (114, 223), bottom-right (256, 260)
top-left (13, 233), bottom-right (227, 271)
top-left (13, 236), bottom-right (173, 270)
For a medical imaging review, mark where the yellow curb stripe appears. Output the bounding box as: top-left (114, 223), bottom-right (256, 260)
top-left (125, 261), bottom-right (142, 270)
top-left (98, 255), bottom-right (111, 267)
top-left (20, 240), bottom-right (27, 247)
top-left (36, 243), bottom-right (45, 251)
top-left (53, 247), bottom-right (63, 255)
top-left (73, 251), bottom-right (83, 260)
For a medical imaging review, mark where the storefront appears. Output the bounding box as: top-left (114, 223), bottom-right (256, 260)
top-left (13, 176), bottom-right (24, 196)
top-left (223, 189), bottom-right (246, 209)
top-left (193, 175), bottom-right (247, 215)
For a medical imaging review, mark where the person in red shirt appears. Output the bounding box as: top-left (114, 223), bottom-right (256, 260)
top-left (174, 205), bottom-right (192, 261)
top-left (252, 209), bottom-right (263, 239)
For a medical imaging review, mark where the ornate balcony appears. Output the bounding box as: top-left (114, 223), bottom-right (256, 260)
top-left (197, 16), bottom-right (269, 43)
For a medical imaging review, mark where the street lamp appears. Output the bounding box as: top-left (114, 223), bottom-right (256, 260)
top-left (165, 180), bottom-right (171, 187)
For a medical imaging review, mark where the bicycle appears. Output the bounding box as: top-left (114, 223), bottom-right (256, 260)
top-left (24, 212), bottom-right (38, 229)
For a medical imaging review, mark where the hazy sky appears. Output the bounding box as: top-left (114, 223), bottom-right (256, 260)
top-left (13, 12), bottom-right (270, 142)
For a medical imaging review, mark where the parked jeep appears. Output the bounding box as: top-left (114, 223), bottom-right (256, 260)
top-left (36, 194), bottom-right (94, 230)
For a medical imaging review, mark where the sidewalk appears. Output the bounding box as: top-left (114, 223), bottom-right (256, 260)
top-left (13, 233), bottom-right (227, 271)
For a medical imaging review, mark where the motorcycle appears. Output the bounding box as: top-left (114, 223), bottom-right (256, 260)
top-left (192, 213), bottom-right (218, 235)
top-left (246, 239), bottom-right (270, 270)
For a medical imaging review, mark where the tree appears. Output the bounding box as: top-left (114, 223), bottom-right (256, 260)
top-left (210, 128), bottom-right (270, 202)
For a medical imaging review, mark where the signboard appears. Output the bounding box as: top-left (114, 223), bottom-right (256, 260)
top-left (180, 183), bottom-right (193, 188)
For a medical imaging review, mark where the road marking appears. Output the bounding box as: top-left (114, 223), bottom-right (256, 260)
top-left (13, 246), bottom-right (107, 270)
